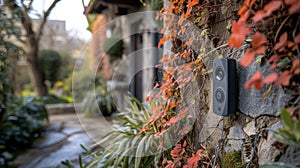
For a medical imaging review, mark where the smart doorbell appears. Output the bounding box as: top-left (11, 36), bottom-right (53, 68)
top-left (212, 58), bottom-right (237, 116)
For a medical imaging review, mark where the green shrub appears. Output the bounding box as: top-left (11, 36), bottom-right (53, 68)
top-left (275, 108), bottom-right (300, 148)
top-left (38, 49), bottom-right (62, 87)
top-left (42, 94), bottom-right (69, 104)
top-left (0, 96), bottom-right (48, 166)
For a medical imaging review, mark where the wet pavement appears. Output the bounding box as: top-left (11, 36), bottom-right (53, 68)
top-left (11, 113), bottom-right (113, 168)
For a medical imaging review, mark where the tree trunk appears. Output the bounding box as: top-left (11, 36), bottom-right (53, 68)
top-left (27, 41), bottom-right (48, 96)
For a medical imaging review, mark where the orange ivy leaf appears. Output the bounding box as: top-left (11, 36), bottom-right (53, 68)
top-left (274, 70), bottom-right (292, 86)
top-left (239, 10), bottom-right (250, 22)
top-left (178, 13), bottom-right (185, 26)
top-left (263, 72), bottom-right (279, 84)
top-left (274, 32), bottom-right (288, 51)
top-left (238, 5), bottom-right (248, 16)
top-left (158, 36), bottom-right (166, 48)
top-left (187, 0), bottom-right (199, 9)
top-left (245, 71), bottom-right (263, 90)
top-left (145, 92), bottom-right (154, 101)
top-left (228, 21), bottom-right (250, 48)
top-left (169, 101), bottom-right (176, 109)
top-left (160, 53), bottom-right (169, 63)
top-left (252, 32), bottom-right (267, 49)
top-left (284, 0), bottom-right (300, 14)
top-left (240, 48), bottom-right (256, 67)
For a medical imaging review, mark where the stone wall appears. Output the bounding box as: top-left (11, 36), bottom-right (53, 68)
top-left (178, 3), bottom-right (300, 167)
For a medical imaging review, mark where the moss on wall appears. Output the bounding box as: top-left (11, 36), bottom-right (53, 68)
top-left (222, 151), bottom-right (246, 168)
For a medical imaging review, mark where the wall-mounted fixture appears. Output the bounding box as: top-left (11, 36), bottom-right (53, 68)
top-left (212, 58), bottom-right (237, 116)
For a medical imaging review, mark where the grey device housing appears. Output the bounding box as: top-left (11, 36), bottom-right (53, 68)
top-left (212, 58), bottom-right (237, 116)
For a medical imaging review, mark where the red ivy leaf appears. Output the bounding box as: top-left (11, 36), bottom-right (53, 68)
top-left (252, 1), bottom-right (282, 22)
top-left (255, 46), bottom-right (266, 54)
top-left (245, 0), bottom-right (256, 8)
top-left (274, 32), bottom-right (288, 51)
top-left (263, 72), bottom-right (279, 84)
top-left (284, 0), bottom-right (300, 14)
top-left (196, 149), bottom-right (203, 155)
top-left (294, 33), bottom-right (300, 43)
top-left (183, 140), bottom-right (187, 147)
top-left (274, 70), bottom-right (292, 86)
top-left (252, 32), bottom-right (266, 49)
top-left (166, 160), bottom-right (176, 168)
top-left (240, 48), bottom-right (256, 67)
top-left (245, 71), bottom-right (263, 90)
top-left (171, 144), bottom-right (183, 160)
top-left (268, 54), bottom-right (282, 69)
top-left (186, 154), bottom-right (201, 168)
top-left (252, 10), bottom-right (268, 22)
top-left (291, 58), bottom-right (300, 74)
top-left (264, 0), bottom-right (283, 15)
top-left (287, 41), bottom-right (295, 48)
top-left (228, 21), bottom-right (250, 48)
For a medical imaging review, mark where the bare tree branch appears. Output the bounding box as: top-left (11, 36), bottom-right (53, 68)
top-left (28, 0), bottom-right (34, 8)
top-left (3, 0), bottom-right (36, 42)
top-left (37, 0), bottom-right (61, 41)
top-left (82, 0), bottom-right (85, 8)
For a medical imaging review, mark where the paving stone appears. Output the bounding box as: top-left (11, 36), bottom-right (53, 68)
top-left (11, 113), bottom-right (112, 167)
top-left (64, 120), bottom-right (81, 128)
top-left (23, 133), bottom-right (91, 168)
top-left (62, 127), bottom-right (85, 136)
top-left (32, 132), bottom-right (67, 148)
top-left (45, 123), bottom-right (62, 132)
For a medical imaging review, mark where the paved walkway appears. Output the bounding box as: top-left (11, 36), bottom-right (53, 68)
top-left (11, 113), bottom-right (113, 168)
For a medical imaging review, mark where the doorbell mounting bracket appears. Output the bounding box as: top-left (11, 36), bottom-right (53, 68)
top-left (212, 58), bottom-right (237, 116)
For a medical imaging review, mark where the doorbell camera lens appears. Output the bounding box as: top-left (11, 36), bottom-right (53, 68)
top-left (215, 66), bottom-right (224, 81)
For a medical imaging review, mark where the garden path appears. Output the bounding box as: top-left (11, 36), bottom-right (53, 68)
top-left (11, 112), bottom-right (112, 168)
